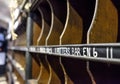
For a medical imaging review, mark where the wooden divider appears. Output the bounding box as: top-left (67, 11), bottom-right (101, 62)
top-left (44, 0), bottom-right (62, 83)
top-left (33, 22), bottom-right (42, 46)
top-left (45, 0), bottom-right (70, 84)
top-left (88, 0), bottom-right (118, 43)
top-left (12, 51), bottom-right (25, 84)
top-left (32, 21), bottom-right (42, 81)
top-left (87, 0), bottom-right (119, 84)
top-left (14, 29), bottom-right (26, 46)
top-left (60, 0), bottom-right (96, 83)
top-left (35, 1), bottom-right (52, 83)
top-left (11, 25), bottom-right (27, 83)
top-left (14, 68), bottom-right (24, 84)
top-left (8, 22), bottom-right (26, 84)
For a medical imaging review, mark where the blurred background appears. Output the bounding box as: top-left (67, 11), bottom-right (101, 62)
top-left (0, 0), bottom-right (11, 29)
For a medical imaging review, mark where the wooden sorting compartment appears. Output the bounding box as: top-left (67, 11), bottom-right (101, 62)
top-left (32, 1), bottom-right (53, 84)
top-left (87, 0), bottom-right (120, 84)
top-left (9, 23), bottom-right (26, 83)
top-left (88, 0), bottom-right (118, 43)
top-left (31, 21), bottom-right (41, 82)
top-left (8, 0), bottom-right (120, 84)
top-left (45, 0), bottom-right (67, 84)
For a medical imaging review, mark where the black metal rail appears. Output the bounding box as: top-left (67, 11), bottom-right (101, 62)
top-left (8, 43), bottom-right (120, 64)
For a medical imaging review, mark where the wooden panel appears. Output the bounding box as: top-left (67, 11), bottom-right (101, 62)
top-left (14, 69), bottom-right (24, 84)
top-left (60, 0), bottom-right (96, 84)
top-left (88, 0), bottom-right (118, 43)
top-left (13, 52), bottom-right (25, 69)
top-left (31, 56), bottom-right (40, 81)
top-left (45, 0), bottom-right (62, 84)
top-left (8, 0), bottom-right (120, 84)
top-left (87, 0), bottom-right (119, 84)
top-left (32, 21), bottom-right (42, 82)
top-left (14, 32), bottom-right (26, 46)
top-left (9, 23), bottom-right (27, 83)
top-left (46, 0), bottom-right (70, 84)
top-left (36, 1), bottom-right (52, 83)
top-left (33, 22), bottom-right (42, 45)
top-left (13, 51), bottom-right (25, 84)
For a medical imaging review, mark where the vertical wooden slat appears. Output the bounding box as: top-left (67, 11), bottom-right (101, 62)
top-left (32, 21), bottom-right (42, 81)
top-left (88, 0), bottom-right (118, 43)
top-left (11, 19), bottom-right (27, 83)
top-left (45, 0), bottom-right (69, 84)
top-left (36, 6), bottom-right (51, 83)
top-left (87, 0), bottom-right (119, 84)
top-left (45, 0), bottom-right (64, 83)
top-left (60, 0), bottom-right (96, 83)
top-left (33, 22), bottom-right (42, 45)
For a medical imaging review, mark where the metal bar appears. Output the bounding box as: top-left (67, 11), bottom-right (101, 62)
top-left (8, 43), bottom-right (120, 64)
top-left (29, 44), bottom-right (120, 64)
top-left (29, 47), bottom-right (120, 64)
top-left (8, 46), bottom-right (28, 51)
top-left (25, 12), bottom-right (33, 83)
top-left (8, 43), bottom-right (120, 49)
top-left (8, 43), bottom-right (120, 50)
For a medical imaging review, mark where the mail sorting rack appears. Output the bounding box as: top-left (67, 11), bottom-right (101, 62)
top-left (7, 0), bottom-right (120, 84)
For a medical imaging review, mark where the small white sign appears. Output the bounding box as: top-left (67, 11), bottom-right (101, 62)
top-left (0, 52), bottom-right (6, 65)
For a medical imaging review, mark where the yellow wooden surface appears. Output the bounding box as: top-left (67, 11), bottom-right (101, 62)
top-left (89, 0), bottom-right (118, 43)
